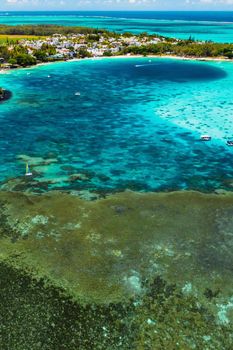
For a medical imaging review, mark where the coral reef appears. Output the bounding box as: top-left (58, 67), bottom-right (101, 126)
top-left (0, 190), bottom-right (232, 348)
top-left (0, 88), bottom-right (12, 102)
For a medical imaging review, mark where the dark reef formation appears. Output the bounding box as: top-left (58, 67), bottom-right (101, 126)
top-left (0, 89), bottom-right (12, 103)
top-left (1, 261), bottom-right (232, 350)
top-left (0, 190), bottom-right (232, 349)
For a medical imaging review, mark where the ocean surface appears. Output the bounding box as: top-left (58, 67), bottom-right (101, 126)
top-left (1, 11), bottom-right (233, 42)
top-left (0, 15), bottom-right (233, 346)
top-left (0, 57), bottom-right (233, 193)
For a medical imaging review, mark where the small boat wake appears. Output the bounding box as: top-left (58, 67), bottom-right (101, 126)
top-left (135, 63), bottom-right (159, 68)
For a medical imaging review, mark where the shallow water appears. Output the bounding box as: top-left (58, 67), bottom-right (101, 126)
top-left (0, 58), bottom-right (233, 193)
top-left (1, 190), bottom-right (233, 303)
top-left (0, 190), bottom-right (232, 349)
top-left (2, 11), bottom-right (233, 42)
top-left (0, 54), bottom-right (233, 348)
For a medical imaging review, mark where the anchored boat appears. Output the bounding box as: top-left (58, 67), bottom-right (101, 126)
top-left (200, 135), bottom-right (211, 141)
top-left (25, 163), bottom-right (32, 176)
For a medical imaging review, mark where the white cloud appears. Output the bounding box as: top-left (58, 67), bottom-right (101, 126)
top-left (1, 0), bottom-right (233, 10)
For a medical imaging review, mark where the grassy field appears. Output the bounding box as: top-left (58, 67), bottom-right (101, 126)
top-left (0, 34), bottom-right (45, 43)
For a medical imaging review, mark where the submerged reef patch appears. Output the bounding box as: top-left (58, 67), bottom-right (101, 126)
top-left (0, 89), bottom-right (12, 103)
top-left (0, 190), bottom-right (233, 348)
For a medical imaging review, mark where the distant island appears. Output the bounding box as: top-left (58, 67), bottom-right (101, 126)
top-left (0, 87), bottom-right (12, 102)
top-left (0, 24), bottom-right (233, 69)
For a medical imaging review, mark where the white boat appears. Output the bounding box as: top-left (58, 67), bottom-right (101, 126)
top-left (200, 134), bottom-right (211, 141)
top-left (25, 163), bottom-right (32, 176)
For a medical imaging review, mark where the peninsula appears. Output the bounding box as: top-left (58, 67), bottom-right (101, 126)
top-left (0, 24), bottom-right (233, 69)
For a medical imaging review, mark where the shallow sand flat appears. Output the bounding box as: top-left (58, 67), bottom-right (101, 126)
top-left (156, 60), bottom-right (233, 145)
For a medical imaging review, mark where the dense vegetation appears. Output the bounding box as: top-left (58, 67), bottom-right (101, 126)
top-left (121, 40), bottom-right (233, 59)
top-left (0, 44), bottom-right (37, 66)
top-left (0, 24), bottom-right (108, 36)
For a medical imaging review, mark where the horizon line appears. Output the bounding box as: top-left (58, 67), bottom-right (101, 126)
top-left (1, 10), bottom-right (233, 12)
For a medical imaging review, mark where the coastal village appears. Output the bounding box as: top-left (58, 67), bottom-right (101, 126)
top-left (0, 32), bottom-right (166, 69)
top-left (21, 32), bottom-right (163, 58)
top-left (0, 23), bottom-right (232, 69)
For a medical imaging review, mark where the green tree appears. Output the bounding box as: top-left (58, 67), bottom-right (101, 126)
top-left (34, 49), bottom-right (48, 61)
top-left (13, 53), bottom-right (36, 66)
top-left (77, 48), bottom-right (92, 58)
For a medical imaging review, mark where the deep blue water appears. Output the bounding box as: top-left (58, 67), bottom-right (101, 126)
top-left (1, 11), bottom-right (233, 42)
top-left (0, 57), bottom-right (233, 193)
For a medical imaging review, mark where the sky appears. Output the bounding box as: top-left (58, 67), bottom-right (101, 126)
top-left (1, 0), bottom-right (233, 11)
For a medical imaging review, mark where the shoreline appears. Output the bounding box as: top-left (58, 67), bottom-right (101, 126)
top-left (0, 54), bottom-right (231, 74)
top-left (101, 54), bottom-right (232, 62)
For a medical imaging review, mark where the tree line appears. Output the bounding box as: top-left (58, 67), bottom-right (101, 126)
top-left (120, 41), bottom-right (233, 59)
top-left (0, 24), bottom-right (107, 36)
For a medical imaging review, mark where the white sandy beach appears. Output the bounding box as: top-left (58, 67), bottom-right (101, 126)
top-left (0, 54), bottom-right (232, 75)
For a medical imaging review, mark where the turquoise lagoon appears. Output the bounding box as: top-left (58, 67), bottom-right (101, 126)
top-left (0, 57), bottom-right (233, 193)
top-left (1, 11), bottom-right (233, 43)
